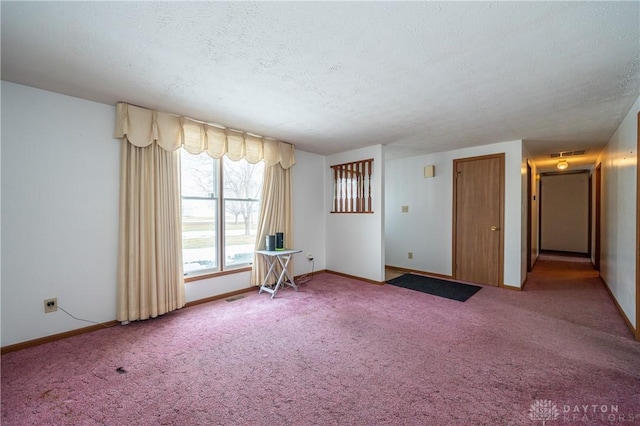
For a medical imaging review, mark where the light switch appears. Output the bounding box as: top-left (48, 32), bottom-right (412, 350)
top-left (401, 205), bottom-right (409, 213)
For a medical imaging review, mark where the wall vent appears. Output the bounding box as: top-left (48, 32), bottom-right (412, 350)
top-left (548, 150), bottom-right (586, 158)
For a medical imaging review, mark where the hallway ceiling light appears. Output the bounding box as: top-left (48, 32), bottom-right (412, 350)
top-left (557, 160), bottom-right (569, 170)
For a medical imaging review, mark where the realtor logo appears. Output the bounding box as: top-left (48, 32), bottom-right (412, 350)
top-left (529, 399), bottom-right (560, 425)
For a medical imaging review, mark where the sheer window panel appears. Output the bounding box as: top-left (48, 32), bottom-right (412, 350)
top-left (223, 156), bottom-right (264, 268)
top-left (181, 149), bottom-right (219, 275)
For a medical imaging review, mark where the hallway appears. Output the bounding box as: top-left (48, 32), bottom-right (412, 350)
top-left (525, 254), bottom-right (633, 340)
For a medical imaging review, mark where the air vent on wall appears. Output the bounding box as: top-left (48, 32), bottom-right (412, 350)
top-left (548, 150), bottom-right (586, 158)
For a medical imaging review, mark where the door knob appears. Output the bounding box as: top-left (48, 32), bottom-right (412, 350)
top-left (490, 226), bottom-right (498, 231)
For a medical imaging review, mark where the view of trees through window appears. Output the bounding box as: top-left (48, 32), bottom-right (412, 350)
top-left (181, 148), bottom-right (264, 275)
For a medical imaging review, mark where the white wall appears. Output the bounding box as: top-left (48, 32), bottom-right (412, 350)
top-left (1, 82), bottom-right (328, 347)
top-left (596, 96), bottom-right (638, 328)
top-left (385, 140), bottom-right (524, 287)
top-left (291, 150), bottom-right (326, 275)
top-left (326, 145), bottom-right (384, 282)
top-left (1, 81), bottom-right (120, 346)
top-left (540, 173), bottom-right (589, 253)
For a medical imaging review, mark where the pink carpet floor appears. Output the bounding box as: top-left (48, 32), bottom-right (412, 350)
top-left (2, 259), bottom-right (639, 425)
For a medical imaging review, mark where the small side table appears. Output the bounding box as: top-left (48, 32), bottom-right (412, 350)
top-left (256, 249), bottom-right (302, 299)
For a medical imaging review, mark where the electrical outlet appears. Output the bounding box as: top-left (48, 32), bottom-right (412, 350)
top-left (408, 252), bottom-right (413, 260)
top-left (307, 254), bottom-right (314, 261)
top-left (44, 297), bottom-right (58, 313)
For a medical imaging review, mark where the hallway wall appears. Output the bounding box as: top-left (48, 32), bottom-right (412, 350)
top-left (595, 96), bottom-right (639, 329)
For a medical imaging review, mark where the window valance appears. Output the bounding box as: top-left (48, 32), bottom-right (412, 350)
top-left (114, 103), bottom-right (295, 169)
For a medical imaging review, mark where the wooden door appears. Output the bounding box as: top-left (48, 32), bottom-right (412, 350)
top-left (453, 154), bottom-right (504, 286)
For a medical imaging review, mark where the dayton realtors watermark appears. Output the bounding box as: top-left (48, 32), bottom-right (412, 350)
top-left (529, 399), bottom-right (639, 424)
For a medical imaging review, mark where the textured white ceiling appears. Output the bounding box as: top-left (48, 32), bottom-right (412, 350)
top-left (2, 2), bottom-right (638, 172)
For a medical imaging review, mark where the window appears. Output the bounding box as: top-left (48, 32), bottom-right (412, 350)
top-left (181, 148), bottom-right (264, 276)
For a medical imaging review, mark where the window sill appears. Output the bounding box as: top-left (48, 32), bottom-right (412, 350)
top-left (184, 266), bottom-right (252, 283)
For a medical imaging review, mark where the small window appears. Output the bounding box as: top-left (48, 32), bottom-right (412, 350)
top-left (330, 159), bottom-right (373, 213)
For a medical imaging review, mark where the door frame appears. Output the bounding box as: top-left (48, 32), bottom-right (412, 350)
top-left (526, 161), bottom-right (532, 272)
top-left (538, 177), bottom-right (543, 255)
top-left (452, 153), bottom-right (505, 287)
top-left (635, 112), bottom-right (640, 341)
top-left (595, 163), bottom-right (602, 271)
top-left (588, 173), bottom-right (592, 258)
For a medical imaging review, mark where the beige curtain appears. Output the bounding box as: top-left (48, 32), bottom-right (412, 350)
top-left (114, 103), bottom-right (295, 168)
top-left (251, 164), bottom-right (294, 286)
top-left (117, 140), bottom-right (185, 322)
top-left (114, 102), bottom-right (296, 316)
